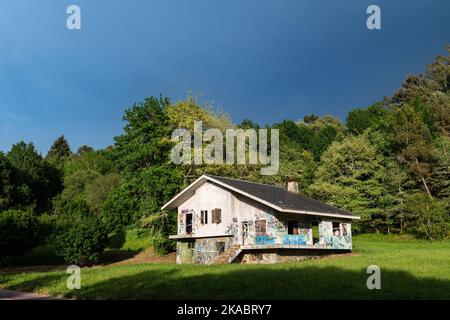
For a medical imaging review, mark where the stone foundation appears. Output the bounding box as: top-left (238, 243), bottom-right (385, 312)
top-left (176, 236), bottom-right (234, 264)
top-left (235, 249), bottom-right (349, 264)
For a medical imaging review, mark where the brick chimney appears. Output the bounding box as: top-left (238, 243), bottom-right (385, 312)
top-left (287, 179), bottom-right (299, 194)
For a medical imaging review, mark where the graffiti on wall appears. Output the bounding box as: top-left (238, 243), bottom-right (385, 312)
top-left (282, 234), bottom-right (308, 245)
top-left (319, 221), bottom-right (352, 249)
top-left (191, 237), bottom-right (233, 264)
top-left (255, 235), bottom-right (276, 245)
top-left (179, 209), bottom-right (194, 234)
top-left (225, 221), bottom-right (240, 242)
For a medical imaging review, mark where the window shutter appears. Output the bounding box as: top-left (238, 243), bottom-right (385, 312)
top-left (255, 220), bottom-right (266, 234)
top-left (212, 208), bottom-right (221, 224)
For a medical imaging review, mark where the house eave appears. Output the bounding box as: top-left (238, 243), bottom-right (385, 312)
top-left (169, 234), bottom-right (234, 240)
top-left (161, 174), bottom-right (361, 220)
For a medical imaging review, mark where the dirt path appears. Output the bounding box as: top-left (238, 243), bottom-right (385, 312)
top-left (109, 248), bottom-right (176, 266)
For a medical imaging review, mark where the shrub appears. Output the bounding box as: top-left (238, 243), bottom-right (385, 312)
top-left (56, 216), bottom-right (108, 265)
top-left (0, 209), bottom-right (40, 263)
top-left (403, 193), bottom-right (449, 240)
top-left (151, 236), bottom-right (176, 255)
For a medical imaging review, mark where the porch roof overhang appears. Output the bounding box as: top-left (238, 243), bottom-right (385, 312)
top-left (169, 234), bottom-right (234, 240)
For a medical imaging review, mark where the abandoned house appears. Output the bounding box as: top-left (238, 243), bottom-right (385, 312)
top-left (163, 174), bottom-right (360, 264)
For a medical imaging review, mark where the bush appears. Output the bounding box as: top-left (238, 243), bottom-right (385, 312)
top-left (0, 209), bottom-right (40, 263)
top-left (403, 193), bottom-right (449, 240)
top-left (56, 216), bottom-right (108, 265)
top-left (151, 236), bottom-right (176, 255)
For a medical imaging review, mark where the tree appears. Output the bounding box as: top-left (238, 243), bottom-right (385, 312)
top-left (56, 216), bottom-right (108, 265)
top-left (309, 134), bottom-right (389, 231)
top-left (346, 103), bottom-right (389, 135)
top-left (303, 114), bottom-right (319, 124)
top-left (111, 96), bottom-right (174, 174)
top-left (0, 152), bottom-right (14, 211)
top-left (0, 209), bottom-right (40, 263)
top-left (76, 145), bottom-right (94, 155)
top-left (7, 142), bottom-right (49, 212)
top-left (431, 136), bottom-right (450, 199)
top-left (388, 105), bottom-right (437, 198)
top-left (402, 193), bottom-right (449, 240)
top-left (46, 135), bottom-right (72, 160)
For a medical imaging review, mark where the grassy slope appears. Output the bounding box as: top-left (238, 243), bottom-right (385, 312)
top-left (1, 234), bottom-right (450, 299)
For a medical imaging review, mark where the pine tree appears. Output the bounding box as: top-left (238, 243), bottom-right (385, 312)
top-left (47, 135), bottom-right (72, 160)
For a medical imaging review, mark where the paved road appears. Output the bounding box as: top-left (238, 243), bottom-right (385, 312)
top-left (0, 289), bottom-right (64, 300)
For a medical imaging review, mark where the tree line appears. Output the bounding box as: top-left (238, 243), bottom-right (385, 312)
top-left (1, 46), bottom-right (449, 265)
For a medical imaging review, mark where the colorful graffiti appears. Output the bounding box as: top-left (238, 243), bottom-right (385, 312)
top-left (255, 235), bottom-right (276, 245)
top-left (179, 209), bottom-right (194, 234)
top-left (282, 234), bottom-right (308, 245)
top-left (319, 221), bottom-right (352, 249)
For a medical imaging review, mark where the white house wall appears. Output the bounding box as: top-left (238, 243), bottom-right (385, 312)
top-left (177, 181), bottom-right (353, 248)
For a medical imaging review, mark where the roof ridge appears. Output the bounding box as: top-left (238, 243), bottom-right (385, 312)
top-left (205, 174), bottom-right (288, 190)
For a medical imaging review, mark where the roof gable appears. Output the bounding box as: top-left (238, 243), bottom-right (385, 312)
top-left (162, 174), bottom-right (360, 220)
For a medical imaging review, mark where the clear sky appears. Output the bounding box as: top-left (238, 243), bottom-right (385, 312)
top-left (1, 0), bottom-right (449, 154)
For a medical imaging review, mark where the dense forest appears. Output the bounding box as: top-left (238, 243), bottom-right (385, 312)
top-left (1, 47), bottom-right (449, 265)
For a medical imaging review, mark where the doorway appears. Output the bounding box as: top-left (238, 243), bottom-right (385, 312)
top-left (241, 221), bottom-right (249, 245)
top-left (186, 213), bottom-right (193, 234)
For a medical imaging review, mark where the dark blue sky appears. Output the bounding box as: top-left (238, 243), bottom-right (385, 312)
top-left (1, 0), bottom-right (449, 153)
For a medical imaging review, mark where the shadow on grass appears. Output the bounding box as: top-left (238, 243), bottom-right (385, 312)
top-left (0, 273), bottom-right (66, 294)
top-left (99, 250), bottom-right (140, 265)
top-left (5, 265), bottom-right (450, 300)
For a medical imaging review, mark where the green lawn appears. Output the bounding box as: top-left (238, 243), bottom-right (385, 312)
top-left (1, 234), bottom-right (450, 299)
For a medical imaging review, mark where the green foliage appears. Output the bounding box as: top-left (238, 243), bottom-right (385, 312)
top-left (46, 135), bottom-right (72, 160)
top-left (0, 209), bottom-right (40, 263)
top-left (6, 141), bottom-right (62, 213)
top-left (111, 96), bottom-right (173, 173)
top-left (1, 47), bottom-right (449, 267)
top-left (56, 216), bottom-right (108, 265)
top-left (309, 134), bottom-right (388, 231)
top-left (346, 103), bottom-right (389, 135)
top-left (402, 193), bottom-right (449, 240)
top-left (0, 152), bottom-right (15, 211)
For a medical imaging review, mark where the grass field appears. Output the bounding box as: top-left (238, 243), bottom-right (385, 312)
top-left (1, 234), bottom-right (450, 299)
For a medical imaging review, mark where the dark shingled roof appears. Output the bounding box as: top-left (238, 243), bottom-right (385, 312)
top-left (206, 175), bottom-right (356, 218)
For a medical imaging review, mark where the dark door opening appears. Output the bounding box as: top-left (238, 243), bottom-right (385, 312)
top-left (186, 213), bottom-right (193, 234)
top-left (242, 221), bottom-right (249, 245)
top-left (288, 220), bottom-right (299, 235)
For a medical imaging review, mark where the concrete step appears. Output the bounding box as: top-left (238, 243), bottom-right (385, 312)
top-left (214, 245), bottom-right (242, 264)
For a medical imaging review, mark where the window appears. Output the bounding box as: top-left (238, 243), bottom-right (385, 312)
top-left (332, 222), bottom-right (340, 236)
top-left (200, 210), bottom-right (208, 224)
top-left (341, 223), bottom-right (348, 236)
top-left (216, 241), bottom-right (225, 254)
top-left (212, 208), bottom-right (222, 224)
top-left (255, 220), bottom-right (266, 234)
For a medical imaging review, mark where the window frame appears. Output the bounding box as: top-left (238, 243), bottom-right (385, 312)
top-left (200, 210), bottom-right (208, 225)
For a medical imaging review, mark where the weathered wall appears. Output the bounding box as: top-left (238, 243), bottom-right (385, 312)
top-left (237, 249), bottom-right (345, 264)
top-left (318, 221), bottom-right (352, 250)
top-left (176, 236), bottom-right (234, 265)
top-left (176, 181), bottom-right (353, 256)
top-left (176, 241), bottom-right (195, 264)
